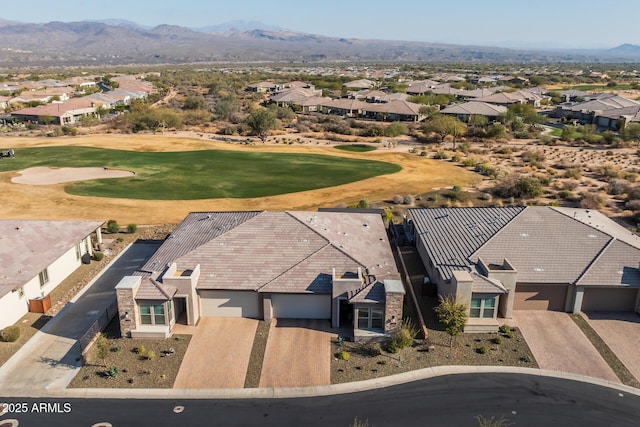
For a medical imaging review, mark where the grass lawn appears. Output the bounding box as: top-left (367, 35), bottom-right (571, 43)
top-left (548, 127), bottom-right (604, 141)
top-left (1, 146), bottom-right (400, 200)
top-left (334, 144), bottom-right (377, 152)
top-left (561, 84), bottom-right (635, 91)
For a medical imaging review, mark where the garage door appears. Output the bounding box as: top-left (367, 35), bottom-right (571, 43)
top-left (582, 288), bottom-right (639, 312)
top-left (514, 285), bottom-right (568, 311)
top-left (199, 290), bottom-right (260, 318)
top-left (271, 294), bottom-right (331, 319)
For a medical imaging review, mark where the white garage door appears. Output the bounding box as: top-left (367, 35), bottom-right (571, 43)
top-left (199, 290), bottom-right (260, 318)
top-left (271, 294), bottom-right (331, 319)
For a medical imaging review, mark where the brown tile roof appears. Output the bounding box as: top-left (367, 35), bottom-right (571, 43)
top-left (363, 100), bottom-right (422, 116)
top-left (135, 277), bottom-right (177, 301)
top-left (349, 281), bottom-right (385, 303)
top-left (0, 220), bottom-right (103, 298)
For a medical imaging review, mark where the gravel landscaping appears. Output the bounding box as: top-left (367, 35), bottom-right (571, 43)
top-left (68, 318), bottom-right (191, 389)
top-left (332, 328), bottom-right (536, 384)
top-left (244, 320), bottom-right (271, 388)
top-left (0, 313), bottom-right (50, 368)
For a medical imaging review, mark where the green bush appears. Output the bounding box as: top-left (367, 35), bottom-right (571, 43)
top-left (93, 251), bottom-right (104, 261)
top-left (498, 325), bottom-right (511, 334)
top-left (135, 345), bottom-right (146, 355)
top-left (126, 223), bottom-right (137, 233)
top-left (433, 151), bottom-right (448, 160)
top-left (506, 330), bottom-right (515, 339)
top-left (105, 365), bottom-right (118, 379)
top-left (477, 346), bottom-right (489, 354)
top-left (107, 220), bottom-right (120, 234)
top-left (493, 336), bottom-right (503, 345)
top-left (1, 325), bottom-right (20, 342)
top-left (388, 320), bottom-right (418, 353)
top-left (521, 355), bottom-right (532, 363)
top-left (365, 343), bottom-right (382, 357)
top-left (336, 351), bottom-right (350, 361)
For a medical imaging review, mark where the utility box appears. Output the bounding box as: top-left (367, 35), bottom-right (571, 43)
top-left (29, 294), bottom-right (52, 313)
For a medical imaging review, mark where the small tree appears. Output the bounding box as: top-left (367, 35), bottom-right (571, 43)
top-left (107, 220), bottom-right (120, 234)
top-left (127, 223), bottom-right (137, 233)
top-left (434, 294), bottom-right (468, 350)
top-left (245, 108), bottom-right (278, 142)
top-left (95, 334), bottom-right (109, 367)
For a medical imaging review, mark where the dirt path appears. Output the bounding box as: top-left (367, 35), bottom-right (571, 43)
top-left (0, 134), bottom-right (477, 224)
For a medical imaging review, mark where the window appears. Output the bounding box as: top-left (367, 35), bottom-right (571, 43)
top-left (38, 269), bottom-right (49, 287)
top-left (139, 303), bottom-right (167, 326)
top-left (470, 296), bottom-right (497, 319)
top-left (75, 244), bottom-right (81, 260)
top-left (357, 307), bottom-right (385, 330)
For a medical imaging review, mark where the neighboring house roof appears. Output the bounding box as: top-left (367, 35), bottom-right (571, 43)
top-left (411, 206), bottom-right (640, 288)
top-left (409, 207), bottom-right (525, 281)
top-left (405, 80), bottom-right (440, 94)
top-left (458, 88), bottom-right (498, 99)
top-left (291, 96), bottom-right (328, 107)
top-left (475, 90), bottom-right (541, 105)
top-left (0, 220), bottom-right (102, 298)
top-left (594, 105), bottom-right (640, 121)
top-left (363, 100), bottom-right (422, 116)
top-left (320, 98), bottom-right (369, 111)
top-left (270, 88), bottom-right (316, 103)
top-left (344, 79), bottom-right (375, 89)
top-left (440, 101), bottom-right (507, 117)
top-left (566, 95), bottom-right (640, 113)
top-left (11, 98), bottom-right (97, 118)
top-left (142, 211), bottom-right (399, 296)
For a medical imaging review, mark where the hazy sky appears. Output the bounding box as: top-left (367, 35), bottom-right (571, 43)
top-left (2, 0), bottom-right (638, 48)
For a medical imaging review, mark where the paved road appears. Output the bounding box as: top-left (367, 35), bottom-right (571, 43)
top-left (0, 242), bottom-right (160, 392)
top-left (1, 373), bottom-right (639, 426)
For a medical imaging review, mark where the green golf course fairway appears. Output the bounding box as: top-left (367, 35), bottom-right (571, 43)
top-left (3, 146), bottom-right (401, 200)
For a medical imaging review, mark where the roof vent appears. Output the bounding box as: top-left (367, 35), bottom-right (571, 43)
top-left (588, 234), bottom-right (597, 238)
top-left (207, 273), bottom-right (217, 278)
top-left (520, 233), bottom-right (529, 237)
top-left (534, 267), bottom-right (544, 272)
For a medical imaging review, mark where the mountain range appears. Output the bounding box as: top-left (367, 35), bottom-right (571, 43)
top-left (0, 18), bottom-right (638, 67)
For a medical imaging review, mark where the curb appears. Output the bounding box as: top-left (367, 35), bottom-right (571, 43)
top-left (3, 366), bottom-right (639, 400)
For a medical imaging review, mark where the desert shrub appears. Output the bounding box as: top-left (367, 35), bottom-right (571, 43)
top-left (625, 200), bottom-right (640, 211)
top-left (1, 325), bottom-right (20, 342)
top-left (461, 158), bottom-right (476, 167)
top-left (499, 325), bottom-right (511, 334)
top-left (146, 351), bottom-right (156, 361)
top-left (607, 179), bottom-right (627, 196)
top-left (579, 192), bottom-right (604, 209)
top-left (565, 168), bottom-right (582, 179)
top-left (116, 237), bottom-right (124, 243)
top-left (599, 164), bottom-right (621, 179)
top-left (93, 251), bottom-right (104, 261)
top-left (477, 346), bottom-right (489, 354)
top-left (627, 186), bottom-right (640, 201)
top-left (135, 345), bottom-right (146, 355)
top-left (495, 174), bottom-right (544, 199)
top-left (433, 151), bottom-right (448, 160)
top-left (403, 194), bottom-right (415, 205)
top-left (557, 190), bottom-right (575, 200)
top-left (392, 195), bottom-right (403, 204)
top-left (493, 336), bottom-right (503, 345)
top-left (388, 318), bottom-right (418, 353)
top-left (563, 180), bottom-right (579, 191)
top-left (336, 351), bottom-right (350, 361)
top-left (475, 163), bottom-right (495, 177)
top-left (479, 192), bottom-right (493, 202)
top-left (521, 150), bottom-right (546, 164)
top-left (505, 330), bottom-right (515, 339)
top-left (106, 220), bottom-right (119, 234)
top-left (365, 343), bottom-right (382, 357)
top-left (105, 365), bottom-right (118, 379)
top-left (126, 223), bottom-right (137, 233)
top-left (520, 355), bottom-right (532, 363)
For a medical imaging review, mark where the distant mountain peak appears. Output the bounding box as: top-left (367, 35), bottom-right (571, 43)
top-left (196, 20), bottom-right (284, 33)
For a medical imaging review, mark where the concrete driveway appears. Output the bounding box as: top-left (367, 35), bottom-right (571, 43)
top-left (173, 317), bottom-right (258, 389)
top-left (513, 311), bottom-right (618, 382)
top-left (583, 312), bottom-right (640, 382)
top-left (259, 319), bottom-right (332, 388)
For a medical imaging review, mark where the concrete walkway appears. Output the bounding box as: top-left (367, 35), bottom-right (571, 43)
top-left (583, 312), bottom-right (640, 383)
top-left (0, 242), bottom-right (160, 393)
top-left (259, 319), bottom-right (332, 388)
top-left (513, 311), bottom-right (619, 383)
top-left (173, 318), bottom-right (258, 389)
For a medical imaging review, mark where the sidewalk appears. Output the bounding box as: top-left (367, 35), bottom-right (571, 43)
top-left (0, 241), bottom-right (159, 393)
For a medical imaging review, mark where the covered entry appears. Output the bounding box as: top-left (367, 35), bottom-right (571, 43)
top-left (271, 294), bottom-right (331, 319)
top-left (514, 284), bottom-right (568, 311)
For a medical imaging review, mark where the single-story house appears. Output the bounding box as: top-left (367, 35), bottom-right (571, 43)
top-left (115, 211), bottom-right (404, 341)
top-left (11, 98), bottom-right (99, 125)
top-left (0, 220), bottom-right (103, 331)
top-left (475, 90), bottom-right (543, 107)
top-left (344, 79), bottom-right (376, 90)
top-left (553, 94), bottom-right (640, 123)
top-left (440, 101), bottom-right (507, 120)
top-left (361, 100), bottom-right (424, 122)
top-left (408, 207), bottom-right (640, 332)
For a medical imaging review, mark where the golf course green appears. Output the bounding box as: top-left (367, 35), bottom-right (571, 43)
top-left (2, 146), bottom-right (401, 200)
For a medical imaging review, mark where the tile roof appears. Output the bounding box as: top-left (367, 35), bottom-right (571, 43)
top-left (472, 207), bottom-right (612, 284)
top-left (410, 207), bottom-right (524, 282)
top-left (139, 211), bottom-right (261, 272)
top-left (363, 100), bottom-right (421, 116)
top-left (577, 239), bottom-right (640, 287)
top-left (440, 101), bottom-right (507, 117)
top-left (349, 281), bottom-right (386, 303)
top-left (140, 211), bottom-right (399, 296)
top-left (470, 272), bottom-right (507, 293)
top-left (0, 220), bottom-right (103, 298)
top-left (135, 277), bottom-right (178, 301)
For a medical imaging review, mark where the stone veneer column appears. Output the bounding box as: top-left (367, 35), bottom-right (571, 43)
top-left (115, 276), bottom-right (141, 338)
top-left (384, 279), bottom-right (406, 334)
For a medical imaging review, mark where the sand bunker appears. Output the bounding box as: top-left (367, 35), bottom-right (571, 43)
top-left (11, 167), bottom-right (135, 185)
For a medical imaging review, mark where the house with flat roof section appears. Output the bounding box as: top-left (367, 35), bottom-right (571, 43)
top-left (115, 211), bottom-right (404, 341)
top-left (408, 207), bottom-right (640, 332)
top-left (0, 220), bottom-right (103, 331)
